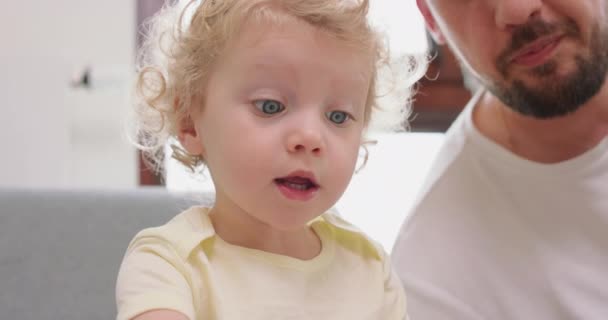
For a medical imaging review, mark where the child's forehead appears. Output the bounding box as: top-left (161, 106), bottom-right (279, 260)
top-left (234, 16), bottom-right (321, 45)
top-left (219, 20), bottom-right (372, 83)
top-left (226, 17), bottom-right (371, 67)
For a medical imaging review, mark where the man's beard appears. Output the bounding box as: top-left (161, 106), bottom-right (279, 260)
top-left (485, 18), bottom-right (608, 119)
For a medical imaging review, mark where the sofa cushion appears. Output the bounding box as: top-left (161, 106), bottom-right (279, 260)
top-left (0, 188), bottom-right (207, 320)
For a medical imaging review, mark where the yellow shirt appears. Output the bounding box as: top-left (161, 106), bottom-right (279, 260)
top-left (116, 207), bottom-right (407, 320)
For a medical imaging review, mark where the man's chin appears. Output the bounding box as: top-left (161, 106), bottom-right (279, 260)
top-left (488, 81), bottom-right (578, 119)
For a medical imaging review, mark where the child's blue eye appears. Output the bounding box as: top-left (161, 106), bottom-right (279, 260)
top-left (254, 99), bottom-right (285, 115)
top-left (326, 111), bottom-right (350, 124)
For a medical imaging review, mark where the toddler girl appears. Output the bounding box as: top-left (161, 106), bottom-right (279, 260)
top-left (117, 0), bottom-right (417, 319)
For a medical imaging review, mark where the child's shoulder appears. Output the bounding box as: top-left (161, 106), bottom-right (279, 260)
top-left (315, 211), bottom-right (387, 262)
top-left (126, 206), bottom-right (215, 260)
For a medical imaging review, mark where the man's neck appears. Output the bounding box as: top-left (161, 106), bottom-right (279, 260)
top-left (473, 88), bottom-right (608, 164)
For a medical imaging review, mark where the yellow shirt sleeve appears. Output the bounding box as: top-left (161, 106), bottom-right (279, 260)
top-left (116, 236), bottom-right (196, 320)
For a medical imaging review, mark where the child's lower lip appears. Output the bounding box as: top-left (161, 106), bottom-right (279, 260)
top-left (275, 182), bottom-right (318, 201)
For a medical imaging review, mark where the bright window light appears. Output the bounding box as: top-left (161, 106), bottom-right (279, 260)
top-left (369, 0), bottom-right (428, 56)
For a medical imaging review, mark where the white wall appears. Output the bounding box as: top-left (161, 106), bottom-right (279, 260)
top-left (0, 1), bottom-right (137, 188)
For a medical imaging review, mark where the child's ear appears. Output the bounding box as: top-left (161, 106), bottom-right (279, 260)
top-left (177, 112), bottom-right (205, 156)
top-left (417, 0), bottom-right (447, 45)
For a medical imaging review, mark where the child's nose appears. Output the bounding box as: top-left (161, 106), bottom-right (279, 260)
top-left (286, 126), bottom-right (324, 157)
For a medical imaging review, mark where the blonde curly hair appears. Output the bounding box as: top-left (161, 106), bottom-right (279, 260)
top-left (132, 0), bottom-right (421, 175)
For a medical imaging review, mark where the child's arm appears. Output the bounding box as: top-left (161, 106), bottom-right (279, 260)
top-left (132, 309), bottom-right (189, 320)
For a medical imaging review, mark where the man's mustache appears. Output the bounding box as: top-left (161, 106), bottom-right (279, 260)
top-left (496, 18), bottom-right (579, 74)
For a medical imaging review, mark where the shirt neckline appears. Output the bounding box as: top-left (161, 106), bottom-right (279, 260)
top-left (463, 90), bottom-right (608, 177)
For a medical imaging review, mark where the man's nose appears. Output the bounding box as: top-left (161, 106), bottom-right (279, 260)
top-left (493, 0), bottom-right (542, 31)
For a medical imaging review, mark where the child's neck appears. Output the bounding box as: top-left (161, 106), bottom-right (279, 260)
top-left (208, 205), bottom-right (322, 260)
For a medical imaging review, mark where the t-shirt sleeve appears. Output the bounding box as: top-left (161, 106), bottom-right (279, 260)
top-left (380, 249), bottom-right (409, 320)
top-left (115, 236), bottom-right (195, 320)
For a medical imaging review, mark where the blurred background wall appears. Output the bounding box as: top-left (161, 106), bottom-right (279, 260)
top-left (0, 0), bottom-right (137, 188)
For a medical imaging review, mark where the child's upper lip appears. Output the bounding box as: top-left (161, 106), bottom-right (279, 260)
top-left (276, 170), bottom-right (319, 187)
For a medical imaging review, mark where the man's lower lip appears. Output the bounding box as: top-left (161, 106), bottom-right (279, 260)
top-left (275, 183), bottom-right (318, 201)
top-left (512, 38), bottom-right (562, 67)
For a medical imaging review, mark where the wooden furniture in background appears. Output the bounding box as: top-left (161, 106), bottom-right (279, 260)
top-left (410, 40), bottom-right (472, 132)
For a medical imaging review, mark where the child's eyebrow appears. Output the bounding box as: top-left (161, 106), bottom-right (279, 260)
top-left (234, 55), bottom-right (370, 96)
top-left (246, 60), bottom-right (299, 78)
top-left (232, 60), bottom-right (300, 88)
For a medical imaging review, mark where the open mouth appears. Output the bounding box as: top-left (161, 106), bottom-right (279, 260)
top-left (274, 173), bottom-right (320, 201)
top-left (274, 176), bottom-right (319, 191)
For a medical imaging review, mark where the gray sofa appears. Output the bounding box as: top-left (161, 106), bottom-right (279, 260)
top-left (0, 188), bottom-right (210, 320)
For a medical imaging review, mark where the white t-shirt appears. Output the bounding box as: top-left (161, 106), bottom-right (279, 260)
top-left (116, 207), bottom-right (406, 320)
top-left (392, 90), bottom-right (608, 320)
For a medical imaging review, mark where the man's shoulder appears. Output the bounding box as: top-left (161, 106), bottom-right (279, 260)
top-left (402, 122), bottom-right (478, 222)
top-left (411, 98), bottom-right (478, 198)
top-left (399, 90), bottom-right (491, 225)
top-left (393, 134), bottom-right (499, 250)
top-left (391, 91), bottom-right (493, 264)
